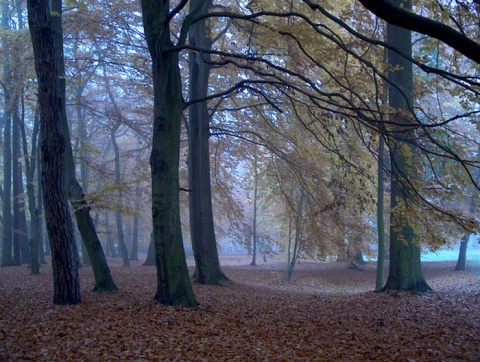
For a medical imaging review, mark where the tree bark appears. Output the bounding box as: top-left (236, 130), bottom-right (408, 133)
top-left (382, 0), bottom-right (431, 293)
top-left (142, 233), bottom-right (155, 266)
top-left (27, 0), bottom-right (81, 304)
top-left (188, 0), bottom-right (228, 284)
top-left (141, 0), bottom-right (198, 307)
top-left (51, 0), bottom-right (117, 292)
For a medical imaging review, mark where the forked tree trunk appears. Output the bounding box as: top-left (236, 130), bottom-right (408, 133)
top-left (382, 0), bottom-right (430, 293)
top-left (27, 0), bottom-right (81, 304)
top-left (141, 0), bottom-right (198, 307)
top-left (188, 0), bottom-right (228, 285)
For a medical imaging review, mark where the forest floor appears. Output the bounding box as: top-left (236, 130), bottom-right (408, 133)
top-left (1, 254), bottom-right (479, 361)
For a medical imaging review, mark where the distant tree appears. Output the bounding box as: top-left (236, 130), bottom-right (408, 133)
top-left (12, 77), bottom-right (29, 265)
top-left (250, 150), bottom-right (260, 266)
top-left (10, 1), bottom-right (30, 264)
top-left (130, 180), bottom-right (141, 261)
top-left (109, 121), bottom-right (130, 267)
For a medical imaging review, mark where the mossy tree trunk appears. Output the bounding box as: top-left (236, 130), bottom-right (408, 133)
top-left (141, 0), bottom-right (198, 307)
top-left (382, 0), bottom-right (430, 293)
top-left (188, 0), bottom-right (228, 285)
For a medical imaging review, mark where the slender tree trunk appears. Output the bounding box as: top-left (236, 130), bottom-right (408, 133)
top-left (141, 0), bottom-right (198, 307)
top-left (287, 227), bottom-right (301, 282)
top-left (12, 110), bottom-right (29, 265)
top-left (27, 0), bottom-right (81, 304)
top-left (287, 192), bottom-right (303, 281)
top-left (382, 0), bottom-right (430, 293)
top-left (1, 105), bottom-right (13, 267)
top-left (105, 210), bottom-right (116, 258)
top-left (36, 133), bottom-right (46, 264)
top-left (12, 1), bottom-right (30, 265)
top-left (105, 80), bottom-right (130, 266)
top-left (21, 101), bottom-right (41, 274)
top-left (74, 44), bottom-right (90, 267)
top-left (51, 0), bottom-right (117, 292)
top-left (188, 0), bottom-right (228, 284)
top-left (376, 134), bottom-right (386, 289)
top-left (1, 1), bottom-right (13, 267)
top-left (250, 153), bottom-right (259, 266)
top-left (110, 125), bottom-right (130, 266)
top-left (130, 182), bottom-right (141, 261)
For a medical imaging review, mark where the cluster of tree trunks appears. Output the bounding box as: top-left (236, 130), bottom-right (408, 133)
top-left (16, 0), bottom-right (476, 306)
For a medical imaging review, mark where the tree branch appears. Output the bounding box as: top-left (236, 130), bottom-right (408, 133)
top-left (354, 0), bottom-right (480, 64)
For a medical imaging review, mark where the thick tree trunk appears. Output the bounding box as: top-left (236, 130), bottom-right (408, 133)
top-left (188, 0), bottom-right (228, 285)
top-left (51, 0), bottom-right (117, 292)
top-left (141, 0), bottom-right (198, 307)
top-left (382, 0), bottom-right (430, 293)
top-left (27, 0), bottom-right (81, 304)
